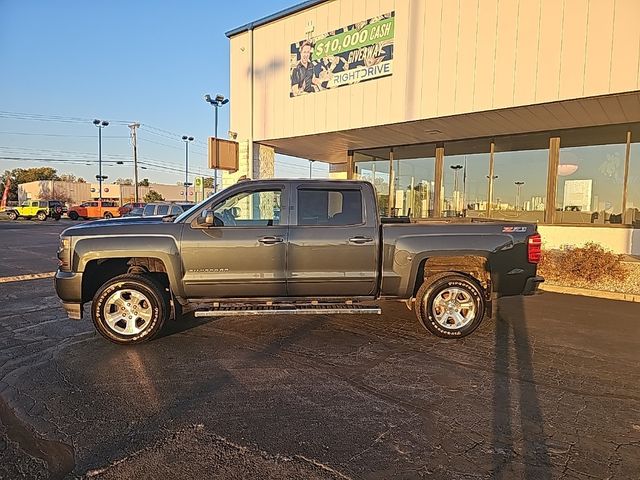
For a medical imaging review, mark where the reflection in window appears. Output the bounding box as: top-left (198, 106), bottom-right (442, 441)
top-left (490, 149), bottom-right (548, 222)
top-left (626, 142), bottom-right (640, 226)
top-left (394, 157), bottom-right (435, 218)
top-left (354, 153), bottom-right (389, 216)
top-left (443, 153), bottom-right (490, 217)
top-left (556, 143), bottom-right (626, 224)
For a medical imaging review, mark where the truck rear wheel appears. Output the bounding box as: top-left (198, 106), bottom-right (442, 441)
top-left (36, 211), bottom-right (47, 221)
top-left (91, 274), bottom-right (169, 345)
top-left (415, 273), bottom-right (485, 338)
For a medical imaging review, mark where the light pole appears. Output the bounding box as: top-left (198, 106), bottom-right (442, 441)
top-left (182, 135), bottom-right (194, 202)
top-left (204, 93), bottom-right (229, 192)
top-left (93, 119), bottom-right (109, 201)
top-left (450, 164), bottom-right (463, 214)
top-left (515, 181), bottom-right (525, 211)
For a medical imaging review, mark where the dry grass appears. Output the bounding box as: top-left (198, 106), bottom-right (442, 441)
top-left (539, 243), bottom-right (640, 295)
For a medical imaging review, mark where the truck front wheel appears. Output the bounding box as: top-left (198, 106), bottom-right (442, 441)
top-left (415, 273), bottom-right (485, 339)
top-left (91, 274), bottom-right (169, 345)
top-left (68, 211), bottom-right (79, 220)
top-left (7, 211), bottom-right (17, 221)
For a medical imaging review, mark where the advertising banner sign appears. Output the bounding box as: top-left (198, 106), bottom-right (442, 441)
top-left (290, 12), bottom-right (395, 97)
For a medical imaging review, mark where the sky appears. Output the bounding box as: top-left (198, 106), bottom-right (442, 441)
top-left (0, 0), bottom-right (328, 185)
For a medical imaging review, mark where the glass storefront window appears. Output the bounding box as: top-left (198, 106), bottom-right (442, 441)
top-left (353, 151), bottom-right (390, 216)
top-left (443, 152), bottom-right (490, 218)
top-left (555, 143), bottom-right (626, 224)
top-left (490, 147), bottom-right (548, 222)
top-left (626, 141), bottom-right (640, 227)
top-left (393, 157), bottom-right (436, 217)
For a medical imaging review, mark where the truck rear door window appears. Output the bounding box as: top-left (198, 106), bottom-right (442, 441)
top-left (298, 189), bottom-right (363, 226)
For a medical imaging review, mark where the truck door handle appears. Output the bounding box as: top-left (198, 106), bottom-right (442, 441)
top-left (349, 236), bottom-right (373, 244)
top-left (258, 236), bottom-right (284, 245)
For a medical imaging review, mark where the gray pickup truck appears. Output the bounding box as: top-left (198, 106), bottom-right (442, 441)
top-left (55, 179), bottom-right (543, 345)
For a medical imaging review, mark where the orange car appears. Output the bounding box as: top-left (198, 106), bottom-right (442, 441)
top-left (68, 200), bottom-right (121, 220)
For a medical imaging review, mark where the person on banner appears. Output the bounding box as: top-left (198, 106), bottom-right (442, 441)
top-left (290, 41), bottom-right (320, 96)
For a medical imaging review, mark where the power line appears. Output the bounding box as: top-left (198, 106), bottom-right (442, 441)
top-left (0, 131), bottom-right (128, 138)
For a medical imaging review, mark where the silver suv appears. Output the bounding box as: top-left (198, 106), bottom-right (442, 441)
top-left (142, 202), bottom-right (194, 217)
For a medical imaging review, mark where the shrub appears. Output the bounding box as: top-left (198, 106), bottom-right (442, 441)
top-left (144, 190), bottom-right (164, 203)
top-left (539, 242), bottom-right (626, 284)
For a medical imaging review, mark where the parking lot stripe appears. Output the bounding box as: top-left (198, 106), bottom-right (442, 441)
top-left (0, 272), bottom-right (56, 284)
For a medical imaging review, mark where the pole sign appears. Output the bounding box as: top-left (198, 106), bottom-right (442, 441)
top-left (290, 12), bottom-right (395, 97)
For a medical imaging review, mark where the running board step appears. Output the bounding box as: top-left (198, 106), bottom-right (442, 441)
top-left (194, 304), bottom-right (381, 317)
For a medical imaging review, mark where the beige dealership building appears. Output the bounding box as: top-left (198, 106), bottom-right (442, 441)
top-left (223, 0), bottom-right (640, 254)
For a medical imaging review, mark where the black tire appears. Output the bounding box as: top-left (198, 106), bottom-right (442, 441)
top-left (92, 274), bottom-right (169, 345)
top-left (7, 211), bottom-right (17, 221)
top-left (68, 211), bottom-right (79, 221)
top-left (415, 273), bottom-right (485, 339)
top-left (104, 212), bottom-right (113, 219)
top-left (36, 211), bottom-right (47, 221)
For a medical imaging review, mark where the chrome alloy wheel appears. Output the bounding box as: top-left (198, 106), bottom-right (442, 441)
top-left (102, 289), bottom-right (153, 336)
top-left (430, 287), bottom-right (477, 330)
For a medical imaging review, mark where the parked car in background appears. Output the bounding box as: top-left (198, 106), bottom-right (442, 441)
top-left (68, 200), bottom-right (121, 220)
top-left (118, 202), bottom-right (145, 216)
top-left (123, 206), bottom-right (144, 217)
top-left (142, 202), bottom-right (194, 217)
top-left (6, 200), bottom-right (64, 221)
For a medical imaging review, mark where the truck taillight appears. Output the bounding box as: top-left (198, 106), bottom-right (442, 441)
top-left (528, 233), bottom-right (542, 264)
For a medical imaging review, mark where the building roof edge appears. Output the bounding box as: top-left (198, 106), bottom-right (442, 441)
top-left (225, 0), bottom-right (330, 38)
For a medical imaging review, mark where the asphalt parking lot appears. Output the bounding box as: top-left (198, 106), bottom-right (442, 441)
top-left (0, 220), bottom-right (639, 479)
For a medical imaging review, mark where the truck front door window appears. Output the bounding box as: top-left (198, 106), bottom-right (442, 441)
top-left (212, 190), bottom-right (281, 227)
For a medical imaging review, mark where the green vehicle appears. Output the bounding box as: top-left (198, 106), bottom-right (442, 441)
top-left (6, 200), bottom-right (64, 221)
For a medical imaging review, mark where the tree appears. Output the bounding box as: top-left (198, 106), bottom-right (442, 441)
top-left (144, 190), bottom-right (164, 203)
top-left (203, 177), bottom-right (215, 188)
top-left (138, 178), bottom-right (150, 187)
top-left (2, 167), bottom-right (59, 201)
top-left (77, 177), bottom-right (86, 183)
top-left (58, 173), bottom-right (77, 182)
top-left (115, 178), bottom-right (133, 185)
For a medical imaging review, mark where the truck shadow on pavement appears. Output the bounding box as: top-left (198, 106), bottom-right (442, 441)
top-left (492, 296), bottom-right (552, 479)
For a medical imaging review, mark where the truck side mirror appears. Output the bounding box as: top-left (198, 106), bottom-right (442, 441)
top-left (204, 210), bottom-right (223, 227)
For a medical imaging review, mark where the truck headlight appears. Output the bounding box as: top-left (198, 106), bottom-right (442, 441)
top-left (58, 236), bottom-right (71, 271)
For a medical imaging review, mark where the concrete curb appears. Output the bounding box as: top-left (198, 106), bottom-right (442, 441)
top-left (540, 283), bottom-right (640, 303)
top-left (0, 272), bottom-right (56, 284)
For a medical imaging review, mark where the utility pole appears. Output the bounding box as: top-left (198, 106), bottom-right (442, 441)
top-left (128, 123), bottom-right (140, 203)
top-left (182, 136), bottom-right (194, 202)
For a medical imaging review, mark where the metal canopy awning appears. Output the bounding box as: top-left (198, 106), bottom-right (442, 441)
top-left (260, 91), bottom-right (640, 163)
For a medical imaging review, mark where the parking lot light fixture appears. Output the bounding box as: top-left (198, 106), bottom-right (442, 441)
top-left (182, 135), bottom-right (194, 202)
top-left (93, 119), bottom-right (109, 201)
top-left (204, 93), bottom-right (230, 193)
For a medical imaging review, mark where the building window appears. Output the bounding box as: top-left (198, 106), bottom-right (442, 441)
top-left (555, 142), bottom-right (626, 224)
top-left (392, 144), bottom-right (436, 218)
top-left (626, 138), bottom-right (640, 227)
top-left (354, 150), bottom-right (390, 216)
top-left (443, 140), bottom-right (491, 218)
top-left (490, 144), bottom-right (549, 223)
